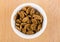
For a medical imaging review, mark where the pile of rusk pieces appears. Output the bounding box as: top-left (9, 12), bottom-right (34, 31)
top-left (14, 6), bottom-right (43, 35)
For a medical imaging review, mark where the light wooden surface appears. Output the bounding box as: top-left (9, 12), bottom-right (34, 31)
top-left (0, 0), bottom-right (60, 42)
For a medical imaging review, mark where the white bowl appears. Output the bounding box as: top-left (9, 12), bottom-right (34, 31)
top-left (11, 3), bottom-right (47, 39)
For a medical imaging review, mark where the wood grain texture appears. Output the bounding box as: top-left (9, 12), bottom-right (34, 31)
top-left (0, 0), bottom-right (60, 42)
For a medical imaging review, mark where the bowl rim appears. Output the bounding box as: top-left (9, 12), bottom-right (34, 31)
top-left (11, 3), bottom-right (47, 39)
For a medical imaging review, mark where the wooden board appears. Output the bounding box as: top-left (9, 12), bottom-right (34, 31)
top-left (0, 0), bottom-right (60, 42)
